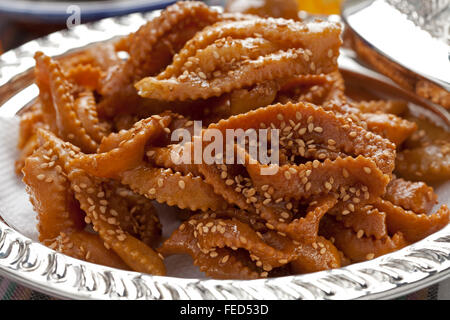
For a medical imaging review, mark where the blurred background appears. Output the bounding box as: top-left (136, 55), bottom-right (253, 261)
top-left (0, 0), bottom-right (344, 53)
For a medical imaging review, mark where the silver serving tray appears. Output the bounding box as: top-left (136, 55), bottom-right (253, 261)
top-left (1, 10), bottom-right (450, 300)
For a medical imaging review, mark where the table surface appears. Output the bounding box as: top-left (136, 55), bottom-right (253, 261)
top-left (0, 6), bottom-right (449, 301)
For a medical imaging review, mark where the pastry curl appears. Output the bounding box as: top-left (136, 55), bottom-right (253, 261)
top-left (71, 115), bottom-right (172, 178)
top-left (16, 2), bottom-right (450, 280)
top-left (99, 1), bottom-right (222, 116)
top-left (353, 100), bottom-right (408, 115)
top-left (34, 129), bottom-right (165, 275)
top-left (69, 168), bottom-right (166, 275)
top-left (209, 101), bottom-right (396, 175)
top-left (158, 18), bottom-right (342, 80)
top-left (136, 48), bottom-right (335, 102)
top-left (120, 165), bottom-right (229, 212)
top-left (22, 142), bottom-right (85, 242)
top-left (330, 205), bottom-right (388, 240)
top-left (395, 141), bottom-right (450, 183)
top-left (159, 220), bottom-right (261, 279)
top-left (34, 52), bottom-right (99, 153)
top-left (51, 230), bottom-right (129, 270)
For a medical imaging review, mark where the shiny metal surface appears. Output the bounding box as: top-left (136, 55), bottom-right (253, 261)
top-left (0, 10), bottom-right (450, 300)
top-left (342, 0), bottom-right (449, 103)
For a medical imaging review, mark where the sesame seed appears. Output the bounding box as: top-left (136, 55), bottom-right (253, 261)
top-left (263, 265), bottom-right (272, 271)
top-left (314, 127), bottom-right (323, 133)
top-left (357, 230), bottom-right (364, 239)
top-left (178, 180), bottom-right (185, 189)
top-left (37, 174), bottom-right (45, 181)
top-left (305, 182), bottom-right (311, 191)
top-left (363, 167), bottom-right (372, 174)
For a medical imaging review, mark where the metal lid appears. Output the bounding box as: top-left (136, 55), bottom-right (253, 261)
top-left (342, 0), bottom-right (450, 108)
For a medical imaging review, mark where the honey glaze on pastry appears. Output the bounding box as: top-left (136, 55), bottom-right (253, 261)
top-left (17, 2), bottom-right (449, 279)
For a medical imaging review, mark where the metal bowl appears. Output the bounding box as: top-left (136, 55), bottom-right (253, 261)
top-left (0, 10), bottom-right (450, 300)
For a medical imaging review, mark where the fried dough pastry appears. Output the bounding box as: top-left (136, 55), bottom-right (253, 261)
top-left (384, 178), bottom-right (437, 214)
top-left (353, 100), bottom-right (408, 115)
top-left (160, 212), bottom-right (341, 279)
top-left (22, 131), bottom-right (128, 270)
top-left (23, 129), bottom-right (165, 274)
top-left (375, 200), bottom-right (450, 243)
top-left (320, 215), bottom-right (408, 263)
top-left (16, 2), bottom-right (449, 280)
